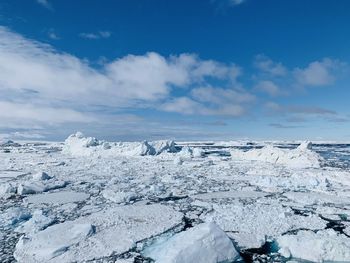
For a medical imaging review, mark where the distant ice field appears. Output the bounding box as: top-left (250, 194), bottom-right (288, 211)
top-left (1, 135), bottom-right (350, 263)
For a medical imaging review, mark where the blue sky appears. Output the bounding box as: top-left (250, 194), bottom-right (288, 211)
top-left (0, 0), bottom-right (350, 141)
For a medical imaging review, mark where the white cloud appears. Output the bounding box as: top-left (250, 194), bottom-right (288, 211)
top-left (0, 101), bottom-right (94, 124)
top-left (294, 58), bottom-right (343, 86)
top-left (79, 31), bottom-right (112, 39)
top-left (36, 0), bottom-right (53, 10)
top-left (0, 26), bottom-right (249, 137)
top-left (255, 80), bottom-right (282, 96)
top-left (0, 27), bottom-right (239, 107)
top-left (161, 85), bottom-right (254, 117)
top-left (254, 54), bottom-right (287, 76)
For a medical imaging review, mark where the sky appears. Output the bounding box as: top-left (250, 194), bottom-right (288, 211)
top-left (0, 0), bottom-right (350, 141)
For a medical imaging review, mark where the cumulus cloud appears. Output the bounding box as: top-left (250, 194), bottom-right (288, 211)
top-left (294, 58), bottom-right (344, 86)
top-left (79, 31), bottom-right (112, 39)
top-left (0, 26), bottom-right (252, 138)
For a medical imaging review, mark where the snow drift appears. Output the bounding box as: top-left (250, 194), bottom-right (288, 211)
top-left (230, 141), bottom-right (323, 168)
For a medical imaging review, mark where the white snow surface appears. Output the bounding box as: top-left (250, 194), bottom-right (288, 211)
top-left (143, 222), bottom-right (241, 263)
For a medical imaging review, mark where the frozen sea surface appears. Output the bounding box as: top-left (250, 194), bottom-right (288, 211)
top-left (1, 135), bottom-right (350, 263)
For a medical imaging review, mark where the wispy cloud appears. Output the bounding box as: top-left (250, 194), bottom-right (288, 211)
top-left (229, 0), bottom-right (246, 6)
top-left (0, 26), bottom-right (254, 138)
top-left (294, 58), bottom-right (346, 87)
top-left (269, 123), bottom-right (304, 129)
top-left (79, 31), bottom-right (112, 39)
top-left (265, 102), bottom-right (337, 116)
top-left (36, 0), bottom-right (53, 10)
top-left (254, 54), bottom-right (287, 76)
top-left (47, 29), bottom-right (59, 40)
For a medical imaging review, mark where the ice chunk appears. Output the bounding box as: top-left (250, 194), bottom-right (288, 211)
top-left (177, 146), bottom-right (193, 159)
top-left (25, 191), bottom-right (89, 205)
top-left (62, 132), bottom-right (101, 156)
top-left (202, 201), bottom-right (326, 249)
top-left (15, 210), bottom-right (54, 234)
top-left (17, 180), bottom-right (67, 195)
top-left (151, 140), bottom-right (177, 154)
top-left (63, 132), bottom-right (180, 157)
top-left (277, 229), bottom-right (350, 262)
top-left (15, 223), bottom-right (94, 261)
top-left (32, 171), bottom-right (52, 181)
top-left (18, 182), bottom-right (46, 195)
top-left (0, 207), bottom-right (31, 227)
top-left (297, 141), bottom-right (313, 151)
top-left (143, 222), bottom-right (241, 263)
top-left (192, 148), bottom-right (204, 158)
top-left (102, 189), bottom-right (137, 203)
top-left (0, 182), bottom-right (17, 198)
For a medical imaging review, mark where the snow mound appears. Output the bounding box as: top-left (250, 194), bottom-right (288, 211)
top-left (63, 132), bottom-right (177, 157)
top-left (230, 142), bottom-right (322, 168)
top-left (144, 222), bottom-right (240, 263)
top-left (277, 229), bottom-right (350, 262)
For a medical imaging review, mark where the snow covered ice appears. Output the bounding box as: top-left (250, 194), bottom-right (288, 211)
top-left (1, 133), bottom-right (350, 262)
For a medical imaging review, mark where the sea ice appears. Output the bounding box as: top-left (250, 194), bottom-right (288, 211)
top-left (230, 142), bottom-right (322, 168)
top-left (25, 191), bottom-right (90, 205)
top-left (15, 210), bottom-right (54, 234)
top-left (17, 180), bottom-right (67, 195)
top-left (32, 171), bottom-right (52, 181)
top-left (277, 229), bottom-right (350, 262)
top-left (14, 204), bottom-right (183, 262)
top-left (202, 201), bottom-right (326, 249)
top-left (143, 222), bottom-right (241, 263)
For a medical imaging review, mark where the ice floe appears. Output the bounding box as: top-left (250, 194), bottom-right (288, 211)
top-left (277, 229), bottom-right (350, 262)
top-left (143, 222), bottom-right (241, 263)
top-left (14, 204), bottom-right (183, 262)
